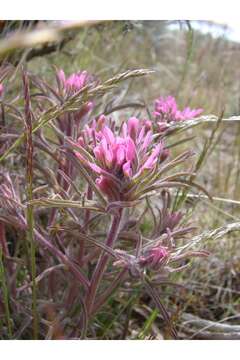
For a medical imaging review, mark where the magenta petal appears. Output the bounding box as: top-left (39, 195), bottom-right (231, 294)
top-left (191, 108), bottom-right (203, 117)
top-left (97, 115), bottom-right (106, 130)
top-left (0, 83), bottom-right (4, 96)
top-left (126, 137), bottom-right (136, 162)
top-left (116, 145), bottom-right (125, 166)
top-left (57, 69), bottom-right (66, 86)
top-left (86, 101), bottom-right (94, 112)
top-left (93, 146), bottom-right (104, 162)
top-left (102, 126), bottom-right (115, 145)
top-left (154, 95), bottom-right (203, 124)
top-left (141, 144), bottom-right (162, 170)
top-left (127, 117), bottom-right (139, 140)
top-left (142, 130), bottom-right (153, 151)
top-left (122, 160), bottom-right (132, 177)
top-left (105, 148), bottom-right (113, 168)
top-left (137, 126), bottom-right (146, 144)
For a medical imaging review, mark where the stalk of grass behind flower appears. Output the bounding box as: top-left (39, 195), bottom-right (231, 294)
top-left (173, 114), bottom-right (223, 211)
top-left (176, 221), bottom-right (240, 255)
top-left (141, 274), bottom-right (177, 339)
top-left (137, 308), bottom-right (159, 340)
top-left (22, 70), bottom-right (38, 339)
top-left (175, 20), bottom-right (194, 97)
top-left (0, 246), bottom-right (12, 338)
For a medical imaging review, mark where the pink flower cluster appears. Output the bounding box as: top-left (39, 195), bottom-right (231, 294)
top-left (153, 96), bottom-right (203, 132)
top-left (73, 116), bottom-right (169, 201)
top-left (114, 245), bottom-right (169, 274)
top-left (139, 246), bottom-right (169, 270)
top-left (57, 69), bottom-right (92, 94)
top-left (56, 70), bottom-right (94, 137)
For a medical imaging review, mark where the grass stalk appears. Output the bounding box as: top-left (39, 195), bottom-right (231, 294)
top-left (138, 308), bottom-right (159, 339)
top-left (0, 68), bottom-right (153, 163)
top-left (23, 71), bottom-right (38, 339)
top-left (0, 246), bottom-right (12, 338)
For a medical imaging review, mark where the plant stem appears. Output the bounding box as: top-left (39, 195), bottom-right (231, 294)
top-left (138, 308), bottom-right (159, 339)
top-left (85, 209), bottom-right (123, 315)
top-left (23, 71), bottom-right (38, 340)
top-left (91, 268), bottom-right (127, 316)
top-left (32, 227), bottom-right (90, 289)
top-left (0, 246), bottom-right (12, 338)
top-left (27, 204), bottom-right (38, 339)
top-left (0, 223), bottom-right (9, 257)
top-left (78, 185), bottom-right (92, 266)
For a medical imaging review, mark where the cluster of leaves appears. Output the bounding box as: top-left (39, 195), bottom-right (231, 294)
top-left (0, 64), bottom-right (209, 339)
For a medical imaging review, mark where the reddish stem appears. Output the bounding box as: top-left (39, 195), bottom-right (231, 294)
top-left (78, 185), bottom-right (92, 266)
top-left (85, 209), bottom-right (123, 314)
top-left (0, 222), bottom-right (9, 257)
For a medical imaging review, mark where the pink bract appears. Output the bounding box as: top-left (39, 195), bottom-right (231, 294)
top-left (73, 116), bottom-right (168, 201)
top-left (0, 83), bottom-right (4, 96)
top-left (153, 96), bottom-right (203, 131)
top-left (57, 69), bottom-right (92, 93)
